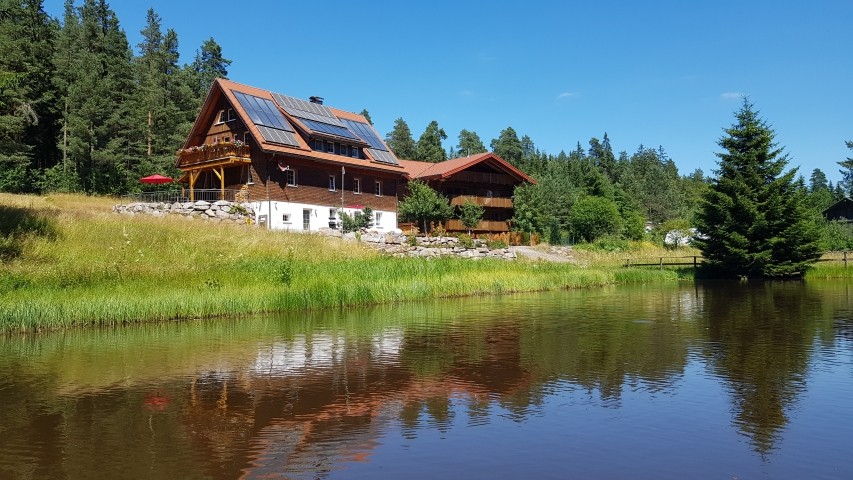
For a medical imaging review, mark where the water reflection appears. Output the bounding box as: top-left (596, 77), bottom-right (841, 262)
top-left (0, 282), bottom-right (851, 479)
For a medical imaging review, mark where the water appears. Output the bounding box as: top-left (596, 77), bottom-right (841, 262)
top-left (1, 281), bottom-right (852, 479)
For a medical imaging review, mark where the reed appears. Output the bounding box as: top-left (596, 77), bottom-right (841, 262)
top-left (0, 193), bottom-right (680, 332)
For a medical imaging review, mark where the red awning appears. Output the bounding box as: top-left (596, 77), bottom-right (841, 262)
top-left (140, 174), bottom-right (173, 184)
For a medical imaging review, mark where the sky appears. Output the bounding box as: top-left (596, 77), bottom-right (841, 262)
top-left (43, 0), bottom-right (853, 183)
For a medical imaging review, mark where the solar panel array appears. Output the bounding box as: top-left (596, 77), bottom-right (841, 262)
top-left (299, 118), bottom-right (363, 142)
top-left (271, 93), bottom-right (343, 125)
top-left (232, 91), bottom-right (299, 147)
top-left (341, 119), bottom-right (388, 151)
top-left (368, 148), bottom-right (399, 165)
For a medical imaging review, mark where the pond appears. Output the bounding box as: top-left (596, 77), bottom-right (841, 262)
top-left (1, 280), bottom-right (852, 479)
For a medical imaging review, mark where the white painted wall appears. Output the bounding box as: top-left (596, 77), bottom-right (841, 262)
top-left (250, 200), bottom-right (397, 232)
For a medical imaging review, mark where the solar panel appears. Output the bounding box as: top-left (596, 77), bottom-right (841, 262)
top-left (298, 118), bottom-right (362, 142)
top-left (232, 91), bottom-right (299, 147)
top-left (271, 93), bottom-right (342, 124)
top-left (233, 91), bottom-right (294, 132)
top-left (282, 107), bottom-right (346, 127)
top-left (368, 148), bottom-right (399, 166)
top-left (255, 126), bottom-right (300, 147)
top-left (341, 119), bottom-right (388, 151)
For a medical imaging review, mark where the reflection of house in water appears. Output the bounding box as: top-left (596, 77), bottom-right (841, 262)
top-left (176, 325), bottom-right (537, 477)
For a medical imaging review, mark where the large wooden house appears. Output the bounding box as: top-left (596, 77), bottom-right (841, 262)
top-left (399, 153), bottom-right (535, 233)
top-left (177, 79), bottom-right (403, 231)
top-left (177, 79), bottom-right (534, 233)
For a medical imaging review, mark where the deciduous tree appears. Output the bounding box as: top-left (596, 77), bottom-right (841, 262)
top-left (398, 180), bottom-right (452, 233)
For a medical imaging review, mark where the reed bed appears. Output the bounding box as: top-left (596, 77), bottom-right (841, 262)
top-left (1, 193), bottom-right (678, 333)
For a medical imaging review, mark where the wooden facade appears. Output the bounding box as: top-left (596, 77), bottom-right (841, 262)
top-left (177, 79), bottom-right (404, 231)
top-left (398, 153), bottom-right (535, 234)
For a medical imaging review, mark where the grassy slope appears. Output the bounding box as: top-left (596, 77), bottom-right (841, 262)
top-left (1, 193), bottom-right (677, 333)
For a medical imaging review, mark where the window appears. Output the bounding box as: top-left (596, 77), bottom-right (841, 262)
top-left (329, 208), bottom-right (337, 219)
top-left (223, 135), bottom-right (230, 143)
top-left (351, 147), bottom-right (359, 158)
top-left (329, 175), bottom-right (336, 191)
top-left (282, 214), bottom-right (291, 223)
top-left (374, 212), bottom-right (382, 227)
top-left (314, 139), bottom-right (324, 151)
top-left (247, 166), bottom-right (254, 185)
top-left (326, 141), bottom-right (335, 154)
top-left (286, 169), bottom-right (296, 186)
top-left (353, 178), bottom-right (361, 194)
top-left (375, 180), bottom-right (382, 197)
top-left (216, 110), bottom-right (224, 124)
top-left (217, 109), bottom-right (235, 123)
top-left (339, 145), bottom-right (349, 156)
top-left (244, 132), bottom-right (251, 144)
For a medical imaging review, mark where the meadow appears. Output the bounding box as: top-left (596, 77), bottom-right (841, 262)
top-left (1, 193), bottom-right (675, 333)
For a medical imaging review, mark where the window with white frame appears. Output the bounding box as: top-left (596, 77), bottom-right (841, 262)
top-left (353, 178), bottom-right (361, 194)
top-left (374, 212), bottom-right (382, 227)
top-left (326, 141), bottom-right (335, 154)
top-left (286, 169), bottom-right (296, 186)
top-left (329, 175), bottom-right (336, 191)
top-left (282, 214), bottom-right (291, 223)
top-left (375, 180), bottom-right (382, 196)
top-left (246, 166), bottom-right (254, 185)
top-left (351, 147), bottom-right (359, 158)
top-left (329, 208), bottom-right (337, 219)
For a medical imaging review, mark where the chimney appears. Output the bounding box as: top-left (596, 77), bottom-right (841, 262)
top-left (309, 96), bottom-right (324, 105)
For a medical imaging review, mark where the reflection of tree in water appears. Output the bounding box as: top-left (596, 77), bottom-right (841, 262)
top-left (699, 281), bottom-right (829, 455)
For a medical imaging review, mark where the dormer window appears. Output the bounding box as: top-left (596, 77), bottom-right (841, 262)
top-left (326, 141), bottom-right (335, 154)
top-left (351, 147), bottom-right (359, 159)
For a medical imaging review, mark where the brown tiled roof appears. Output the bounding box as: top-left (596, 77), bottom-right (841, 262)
top-left (399, 152), bottom-right (536, 184)
top-left (183, 78), bottom-right (403, 174)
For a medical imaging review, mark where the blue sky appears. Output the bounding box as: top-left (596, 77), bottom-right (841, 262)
top-left (44, 0), bottom-right (853, 182)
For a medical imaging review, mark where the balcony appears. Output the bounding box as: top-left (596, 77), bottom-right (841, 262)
top-left (445, 219), bottom-right (510, 232)
top-left (450, 195), bottom-right (513, 208)
top-left (177, 143), bottom-right (251, 168)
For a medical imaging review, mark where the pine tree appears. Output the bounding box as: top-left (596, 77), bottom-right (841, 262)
top-left (693, 100), bottom-right (820, 278)
top-left (0, 0), bottom-right (60, 192)
top-left (416, 120), bottom-right (447, 163)
top-left (188, 36), bottom-right (230, 106)
top-left (385, 117), bottom-right (416, 160)
top-left (490, 127), bottom-right (522, 165)
top-left (358, 109), bottom-right (372, 125)
top-left (455, 129), bottom-right (486, 157)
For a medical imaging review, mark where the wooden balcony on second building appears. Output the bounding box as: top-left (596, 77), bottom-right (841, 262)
top-left (445, 219), bottom-right (510, 232)
top-left (449, 195), bottom-right (513, 208)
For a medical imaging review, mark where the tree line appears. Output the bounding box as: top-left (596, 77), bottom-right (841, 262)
top-left (1, 0), bottom-right (229, 195)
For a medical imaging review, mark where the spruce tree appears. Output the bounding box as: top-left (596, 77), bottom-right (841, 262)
top-left (188, 36), bottom-right (230, 106)
top-left (838, 141), bottom-right (853, 196)
top-left (455, 129), bottom-right (486, 157)
top-left (693, 100), bottom-right (820, 278)
top-left (385, 117), bottom-right (416, 160)
top-left (490, 127), bottom-right (523, 165)
top-left (416, 120), bottom-right (447, 163)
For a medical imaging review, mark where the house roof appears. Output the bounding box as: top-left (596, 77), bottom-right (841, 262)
top-left (398, 152), bottom-right (536, 184)
top-left (182, 78), bottom-right (403, 174)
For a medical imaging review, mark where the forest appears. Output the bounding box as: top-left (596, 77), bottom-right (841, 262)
top-left (2, 1), bottom-right (852, 249)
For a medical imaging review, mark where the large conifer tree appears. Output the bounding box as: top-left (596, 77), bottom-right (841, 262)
top-left (416, 120), bottom-right (447, 163)
top-left (385, 117), bottom-right (416, 160)
top-left (693, 100), bottom-right (820, 278)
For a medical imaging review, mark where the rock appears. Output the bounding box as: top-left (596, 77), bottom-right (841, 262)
top-left (194, 200), bottom-right (210, 211)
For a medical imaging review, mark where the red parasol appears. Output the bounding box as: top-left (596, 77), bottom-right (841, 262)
top-left (140, 174), bottom-right (173, 184)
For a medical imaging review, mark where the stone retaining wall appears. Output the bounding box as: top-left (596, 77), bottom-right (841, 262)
top-left (113, 200), bottom-right (254, 224)
top-left (344, 231), bottom-right (516, 260)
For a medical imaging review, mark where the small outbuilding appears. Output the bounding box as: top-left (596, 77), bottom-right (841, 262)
top-left (822, 197), bottom-right (853, 222)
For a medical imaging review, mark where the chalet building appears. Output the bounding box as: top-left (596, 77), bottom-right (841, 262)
top-left (177, 79), bottom-right (534, 233)
top-left (823, 197), bottom-right (853, 222)
top-left (399, 153), bottom-right (535, 233)
top-left (177, 79), bottom-right (403, 231)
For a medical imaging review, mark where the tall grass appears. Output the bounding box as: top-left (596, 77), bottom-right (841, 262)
top-left (0, 193), bottom-right (679, 332)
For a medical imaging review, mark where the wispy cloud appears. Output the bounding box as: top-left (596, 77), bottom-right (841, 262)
top-left (557, 92), bottom-right (575, 99)
top-left (458, 90), bottom-right (475, 97)
top-left (720, 91), bottom-right (745, 100)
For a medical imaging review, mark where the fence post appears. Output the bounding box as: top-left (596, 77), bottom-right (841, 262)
top-left (845, 251), bottom-right (848, 269)
top-left (693, 256), bottom-right (697, 267)
top-left (659, 257), bottom-right (663, 270)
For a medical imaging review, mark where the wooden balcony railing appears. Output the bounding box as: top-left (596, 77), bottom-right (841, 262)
top-left (445, 219), bottom-right (510, 232)
top-left (450, 195), bottom-right (513, 208)
top-left (177, 143), bottom-right (251, 168)
top-left (451, 171), bottom-right (517, 185)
